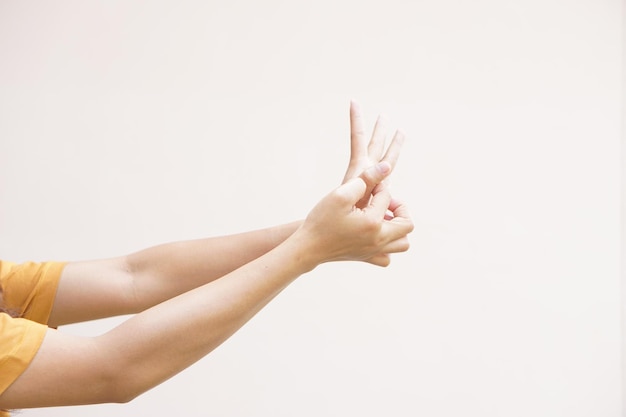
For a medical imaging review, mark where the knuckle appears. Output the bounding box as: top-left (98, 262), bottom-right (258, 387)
top-left (333, 187), bottom-right (356, 205)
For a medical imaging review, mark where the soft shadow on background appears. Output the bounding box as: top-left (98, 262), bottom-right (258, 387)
top-left (0, 1), bottom-right (623, 416)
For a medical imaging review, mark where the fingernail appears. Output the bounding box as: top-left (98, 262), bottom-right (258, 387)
top-left (377, 161), bottom-right (391, 174)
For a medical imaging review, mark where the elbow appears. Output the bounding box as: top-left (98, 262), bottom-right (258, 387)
top-left (110, 390), bottom-right (140, 405)
top-left (93, 346), bottom-right (149, 404)
top-left (98, 372), bottom-right (145, 405)
top-left (88, 368), bottom-right (134, 404)
top-left (105, 376), bottom-right (139, 404)
top-left (99, 362), bottom-right (153, 404)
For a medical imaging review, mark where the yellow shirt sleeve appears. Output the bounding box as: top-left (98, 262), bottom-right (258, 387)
top-left (0, 261), bottom-right (66, 399)
top-left (0, 261), bottom-right (66, 323)
top-left (0, 315), bottom-right (48, 394)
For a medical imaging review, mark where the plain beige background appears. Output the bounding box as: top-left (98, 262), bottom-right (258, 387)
top-left (0, 1), bottom-right (623, 416)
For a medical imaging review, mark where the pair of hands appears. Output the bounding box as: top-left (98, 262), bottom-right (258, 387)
top-left (297, 101), bottom-right (413, 267)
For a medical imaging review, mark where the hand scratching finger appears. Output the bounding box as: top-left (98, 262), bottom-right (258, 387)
top-left (359, 161), bottom-right (392, 191)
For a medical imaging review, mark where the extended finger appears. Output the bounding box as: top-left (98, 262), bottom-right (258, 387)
top-left (368, 114), bottom-right (388, 161)
top-left (349, 100), bottom-right (367, 158)
top-left (381, 129), bottom-right (406, 172)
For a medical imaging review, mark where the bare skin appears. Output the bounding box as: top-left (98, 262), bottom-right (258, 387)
top-left (0, 102), bottom-right (413, 409)
top-left (48, 100), bottom-right (406, 327)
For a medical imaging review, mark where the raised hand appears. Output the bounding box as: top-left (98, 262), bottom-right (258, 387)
top-left (342, 100), bottom-right (405, 208)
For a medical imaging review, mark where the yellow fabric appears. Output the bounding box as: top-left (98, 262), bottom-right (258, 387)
top-left (0, 261), bottom-right (65, 403)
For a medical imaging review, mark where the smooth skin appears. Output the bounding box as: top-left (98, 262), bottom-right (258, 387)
top-left (0, 102), bottom-right (413, 409)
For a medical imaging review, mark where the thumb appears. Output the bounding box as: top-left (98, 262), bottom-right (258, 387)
top-left (334, 176), bottom-right (368, 207)
top-left (360, 161), bottom-right (392, 189)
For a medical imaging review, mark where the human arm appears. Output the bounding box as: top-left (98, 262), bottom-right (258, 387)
top-left (49, 101), bottom-right (401, 326)
top-left (0, 166), bottom-right (413, 408)
top-left (48, 220), bottom-right (302, 326)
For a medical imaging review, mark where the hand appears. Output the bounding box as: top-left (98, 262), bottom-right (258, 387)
top-left (342, 100), bottom-right (405, 208)
top-left (298, 163), bottom-right (413, 267)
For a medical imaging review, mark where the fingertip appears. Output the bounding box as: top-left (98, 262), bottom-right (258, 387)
top-left (377, 161), bottom-right (391, 175)
top-left (360, 162), bottom-right (392, 191)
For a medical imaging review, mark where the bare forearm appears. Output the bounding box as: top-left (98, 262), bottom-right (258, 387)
top-left (1, 233), bottom-right (317, 409)
top-left (126, 220), bottom-right (302, 311)
top-left (1, 166), bottom-right (412, 409)
top-left (100, 232), bottom-right (316, 402)
top-left (49, 222), bottom-right (302, 326)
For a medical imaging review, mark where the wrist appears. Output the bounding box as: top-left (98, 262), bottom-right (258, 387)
top-left (281, 227), bottom-right (324, 273)
top-left (267, 220), bottom-right (303, 248)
